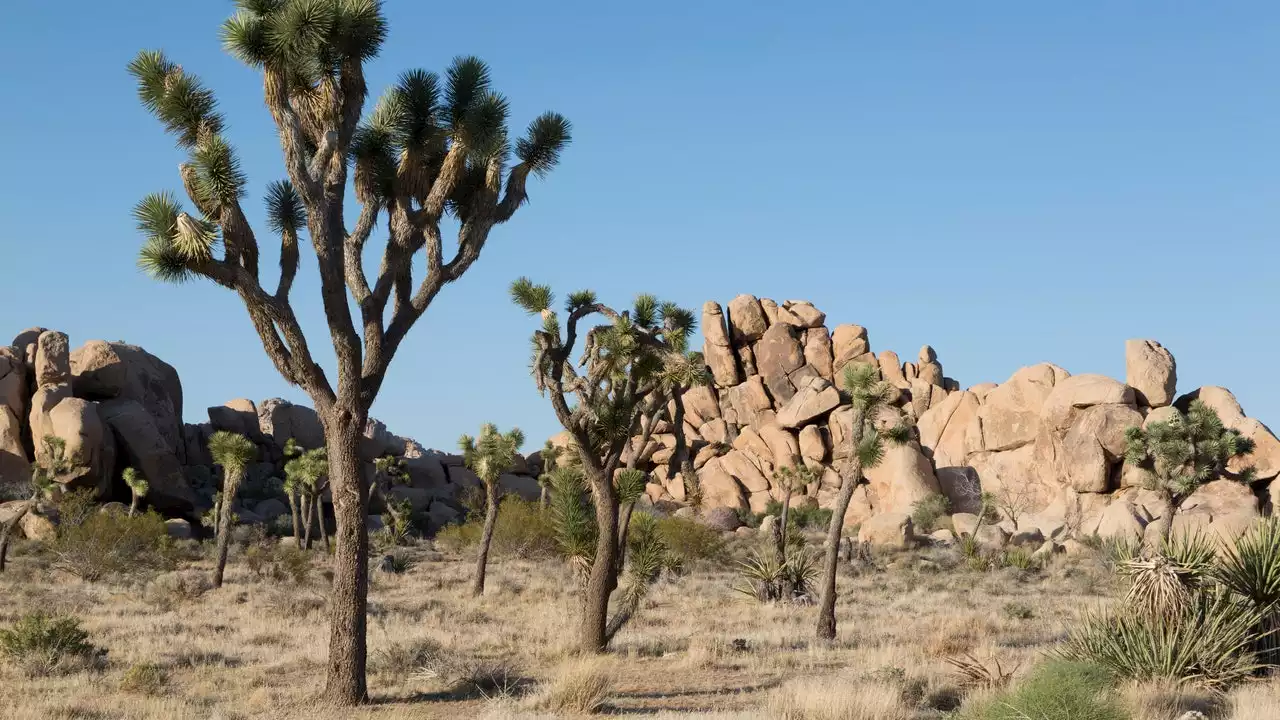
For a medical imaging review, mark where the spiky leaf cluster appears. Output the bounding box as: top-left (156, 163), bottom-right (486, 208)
top-left (122, 468), bottom-right (150, 497)
top-left (459, 423), bottom-right (525, 486)
top-left (208, 431), bottom-right (258, 475)
top-left (547, 466), bottom-right (596, 575)
top-left (1124, 400), bottom-right (1255, 499)
top-left (614, 469), bottom-right (648, 506)
top-left (285, 445), bottom-right (329, 494)
top-left (773, 464), bottom-right (819, 494)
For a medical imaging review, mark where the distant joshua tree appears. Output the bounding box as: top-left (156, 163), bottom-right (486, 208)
top-left (459, 423), bottom-right (525, 596)
top-left (512, 279), bottom-right (694, 651)
top-left (536, 441), bottom-right (562, 510)
top-left (0, 436), bottom-right (67, 573)
top-left (208, 431), bottom-right (257, 588)
top-left (123, 468), bottom-right (149, 517)
top-left (816, 364), bottom-right (910, 641)
top-left (126, 0), bottom-right (569, 703)
top-left (771, 464), bottom-right (818, 566)
top-left (1124, 400), bottom-right (1254, 545)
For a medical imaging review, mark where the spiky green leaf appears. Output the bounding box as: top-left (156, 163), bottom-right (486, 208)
top-left (516, 112), bottom-right (571, 176)
top-left (510, 277), bottom-right (554, 314)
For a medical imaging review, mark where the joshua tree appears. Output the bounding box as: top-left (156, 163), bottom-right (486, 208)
top-left (512, 279), bottom-right (694, 651)
top-left (0, 436), bottom-right (66, 573)
top-left (536, 441), bottom-right (562, 510)
top-left (286, 444), bottom-right (330, 550)
top-left (614, 468), bottom-right (647, 557)
top-left (127, 2), bottom-right (569, 703)
top-left (1124, 400), bottom-right (1255, 545)
top-left (458, 423), bottom-right (525, 596)
top-left (123, 468), bottom-right (149, 517)
top-left (771, 464), bottom-right (818, 565)
top-left (816, 363), bottom-right (910, 641)
top-left (209, 430), bottom-right (257, 588)
top-left (661, 353), bottom-right (711, 504)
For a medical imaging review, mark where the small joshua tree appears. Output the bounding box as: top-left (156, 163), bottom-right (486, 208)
top-left (0, 436), bottom-right (66, 573)
top-left (512, 278), bottom-right (695, 651)
top-left (1124, 400), bottom-right (1254, 545)
top-left (123, 468), bottom-right (149, 517)
top-left (771, 464), bottom-right (818, 565)
top-left (208, 430), bottom-right (257, 588)
top-left (285, 443), bottom-right (330, 550)
top-left (459, 423), bottom-right (525, 596)
top-left (816, 363), bottom-right (911, 641)
top-left (536, 441), bottom-right (562, 510)
top-left (128, 1), bottom-right (570, 702)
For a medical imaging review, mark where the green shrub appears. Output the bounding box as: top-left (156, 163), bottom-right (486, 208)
top-left (120, 662), bottom-right (168, 695)
top-left (962, 660), bottom-right (1125, 720)
top-left (434, 499), bottom-right (559, 559)
top-left (52, 510), bottom-right (178, 582)
top-left (911, 494), bottom-right (951, 534)
top-left (1057, 589), bottom-right (1264, 690)
top-left (788, 504), bottom-right (832, 530)
top-left (0, 613), bottom-right (104, 677)
top-left (655, 516), bottom-right (728, 566)
top-left (1003, 602), bottom-right (1035, 620)
top-left (999, 547), bottom-right (1037, 571)
top-left (54, 488), bottom-right (99, 529)
top-left (143, 570), bottom-right (212, 610)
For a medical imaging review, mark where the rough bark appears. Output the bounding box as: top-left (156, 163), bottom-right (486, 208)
top-left (317, 494), bottom-right (331, 553)
top-left (212, 471), bottom-right (243, 588)
top-left (129, 493), bottom-right (139, 518)
top-left (302, 495), bottom-right (314, 550)
top-left (0, 502), bottom-right (33, 573)
top-left (473, 483), bottom-right (500, 596)
top-left (1148, 491), bottom-right (1176, 548)
top-left (288, 492), bottom-right (302, 545)
top-left (321, 412), bottom-right (370, 706)
top-left (816, 408), bottom-right (865, 641)
top-left (581, 469), bottom-right (621, 653)
top-left (617, 501), bottom-right (636, 554)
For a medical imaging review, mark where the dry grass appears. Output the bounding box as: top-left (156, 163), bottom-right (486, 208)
top-left (0, 532), bottom-right (1272, 718)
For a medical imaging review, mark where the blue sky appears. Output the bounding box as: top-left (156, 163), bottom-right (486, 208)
top-left (1, 2), bottom-right (1276, 450)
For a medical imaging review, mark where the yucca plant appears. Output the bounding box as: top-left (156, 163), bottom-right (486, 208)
top-left (604, 512), bottom-right (675, 642)
top-left (123, 468), bottom-right (150, 518)
top-left (816, 362), bottom-right (912, 640)
top-left (1216, 517), bottom-right (1280, 666)
top-left (548, 466), bottom-right (596, 582)
top-left (208, 430), bottom-right (257, 588)
top-left (1120, 532), bottom-right (1217, 620)
top-left (735, 544), bottom-right (819, 604)
top-left (459, 423), bottom-right (525, 596)
top-left (1058, 588), bottom-right (1265, 690)
top-left (1123, 400), bottom-right (1255, 545)
top-left (129, 0), bottom-right (570, 703)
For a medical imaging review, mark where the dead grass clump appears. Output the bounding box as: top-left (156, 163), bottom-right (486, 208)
top-left (766, 675), bottom-right (911, 720)
top-left (530, 657), bottom-right (614, 714)
top-left (143, 570), bottom-right (212, 609)
top-left (119, 662), bottom-right (169, 695)
top-left (373, 636), bottom-right (444, 674)
top-left (1228, 679), bottom-right (1280, 720)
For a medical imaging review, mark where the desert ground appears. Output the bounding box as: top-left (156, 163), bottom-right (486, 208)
top-left (3, 525), bottom-right (1279, 720)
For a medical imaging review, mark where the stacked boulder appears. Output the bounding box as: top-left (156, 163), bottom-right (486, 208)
top-left (624, 298), bottom-right (1280, 548)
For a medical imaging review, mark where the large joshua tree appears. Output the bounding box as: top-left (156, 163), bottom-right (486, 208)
top-left (459, 423), bottom-right (525, 596)
top-left (127, 1), bottom-right (569, 703)
top-left (1124, 399), bottom-right (1254, 545)
top-left (511, 278), bottom-right (695, 652)
top-left (816, 363), bottom-right (910, 641)
top-left (209, 431), bottom-right (258, 588)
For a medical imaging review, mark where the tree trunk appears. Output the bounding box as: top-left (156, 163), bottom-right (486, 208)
top-left (776, 488), bottom-right (792, 565)
top-left (318, 496), bottom-right (331, 553)
top-left (472, 483), bottom-right (500, 597)
top-left (581, 472), bottom-right (621, 653)
top-left (302, 494), bottom-right (314, 550)
top-left (539, 485), bottom-right (548, 510)
top-left (321, 410), bottom-right (371, 706)
top-left (0, 502), bottom-right (33, 573)
top-left (1147, 491), bottom-right (1176, 548)
top-left (288, 492), bottom-right (302, 545)
top-left (129, 492), bottom-right (139, 518)
top-left (212, 474), bottom-right (242, 589)
top-left (816, 410), bottom-right (865, 641)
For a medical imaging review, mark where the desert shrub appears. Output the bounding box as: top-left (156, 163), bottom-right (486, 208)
top-left (378, 550), bottom-right (416, 574)
top-left (961, 660), bottom-right (1125, 720)
top-left (54, 488), bottom-right (99, 529)
top-left (434, 499), bottom-right (558, 559)
top-left (143, 570), bottom-right (212, 609)
top-left (1214, 517), bottom-right (1280, 666)
top-left (0, 613), bottom-right (104, 677)
top-left (788, 504), bottom-right (833, 530)
top-left (1003, 602), bottom-right (1035, 620)
top-left (1057, 589), bottom-right (1264, 689)
top-left (532, 658), bottom-right (614, 714)
top-left (119, 662), bottom-right (168, 695)
top-left (911, 494), bottom-right (952, 533)
top-left (655, 516), bottom-right (728, 566)
top-left (52, 510), bottom-right (177, 582)
top-left (415, 651), bottom-right (529, 698)
top-left (999, 547), bottom-right (1037, 571)
top-left (736, 506), bottom-right (760, 529)
top-left (374, 637), bottom-right (444, 674)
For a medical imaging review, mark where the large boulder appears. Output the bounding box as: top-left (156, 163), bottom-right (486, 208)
top-left (863, 442), bottom-right (940, 515)
top-left (0, 346), bottom-right (26, 422)
top-left (919, 390), bottom-right (981, 468)
top-left (831, 324), bottom-right (872, 378)
top-left (1173, 388), bottom-right (1280, 481)
top-left (28, 385), bottom-right (108, 493)
top-left (977, 364), bottom-right (1065, 452)
top-left (777, 301), bottom-right (826, 329)
top-left (758, 423), bottom-right (801, 471)
top-left (702, 302), bottom-right (740, 388)
top-left (776, 376), bottom-right (840, 429)
top-left (70, 340), bottom-right (184, 462)
top-left (1040, 374), bottom-right (1136, 432)
top-left (698, 457), bottom-right (748, 510)
top-left (682, 385), bottom-right (721, 426)
top-left (756, 323), bottom-right (805, 385)
top-left (877, 351), bottom-right (908, 389)
top-left (0, 407), bottom-right (30, 488)
top-left (35, 331), bottom-right (71, 387)
top-left (98, 399), bottom-right (194, 514)
top-left (726, 295), bottom-right (769, 344)
top-left (1125, 340), bottom-right (1177, 408)
top-left (803, 329), bottom-right (834, 381)
top-left (858, 512), bottom-right (914, 548)
top-left (722, 377), bottom-right (774, 428)
top-left (1172, 480), bottom-right (1259, 543)
top-left (700, 506), bottom-right (742, 532)
top-left (257, 398), bottom-right (326, 450)
top-left (207, 399), bottom-right (260, 436)
top-left (720, 449), bottom-right (770, 493)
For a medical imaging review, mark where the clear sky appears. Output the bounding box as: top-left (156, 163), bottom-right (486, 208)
top-left (1, 2), bottom-right (1276, 450)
